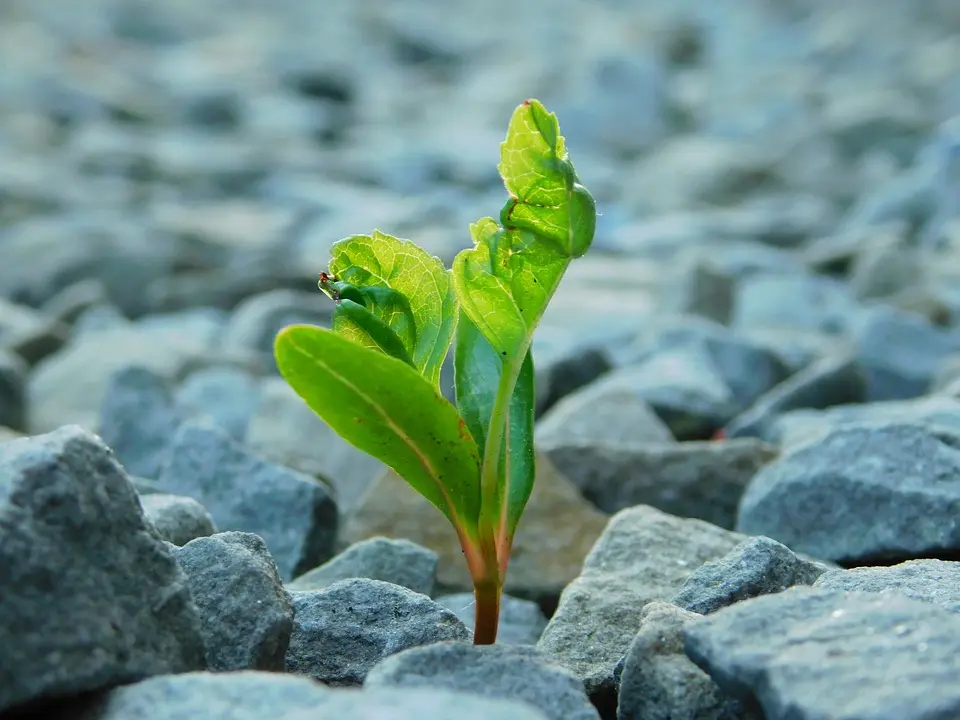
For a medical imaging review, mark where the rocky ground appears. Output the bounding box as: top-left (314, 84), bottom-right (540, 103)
top-left (2, 0), bottom-right (960, 718)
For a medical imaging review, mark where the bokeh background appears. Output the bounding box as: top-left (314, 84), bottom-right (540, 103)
top-left (1, 0), bottom-right (959, 445)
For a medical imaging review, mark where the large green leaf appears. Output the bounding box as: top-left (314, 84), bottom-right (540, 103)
top-left (326, 231), bottom-right (456, 388)
top-left (275, 324), bottom-right (481, 534)
top-left (454, 314), bottom-right (535, 562)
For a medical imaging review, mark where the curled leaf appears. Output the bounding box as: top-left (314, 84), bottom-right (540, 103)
top-left (326, 231), bottom-right (457, 389)
top-left (452, 100), bottom-right (596, 358)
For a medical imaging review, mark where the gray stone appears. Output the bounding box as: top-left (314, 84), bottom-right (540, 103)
top-left (39, 279), bottom-right (111, 326)
top-left (656, 251), bottom-right (735, 324)
top-left (554, 53), bottom-right (668, 159)
top-left (435, 593), bottom-right (548, 646)
top-left (766, 395), bottom-right (960, 447)
top-left (244, 378), bottom-right (384, 516)
top-left (538, 437), bottom-right (776, 528)
top-left (0, 298), bottom-right (68, 369)
top-left (366, 641), bottom-right (599, 720)
top-left (538, 505), bottom-right (745, 712)
top-left (70, 670), bottom-right (550, 720)
top-left (220, 289), bottom-right (333, 358)
top-left (814, 559), bottom-right (960, 613)
top-left (28, 324), bottom-right (260, 433)
top-left (0, 426), bottom-right (204, 713)
top-left (671, 536), bottom-right (829, 615)
top-left (286, 578), bottom-right (470, 686)
top-left (616, 602), bottom-right (757, 720)
top-left (140, 493), bottom-right (217, 546)
top-left (534, 381), bottom-right (676, 447)
top-left (98, 367), bottom-right (187, 480)
top-left (174, 366), bottom-right (261, 441)
top-left (849, 227), bottom-right (923, 301)
top-left (851, 306), bottom-right (960, 400)
top-left (591, 347), bottom-right (739, 440)
top-left (684, 587), bottom-right (960, 720)
top-left (157, 419), bottom-right (338, 581)
top-left (71, 671), bottom-right (332, 720)
top-left (531, 330), bottom-right (614, 417)
top-left (616, 316), bottom-right (791, 417)
top-left (724, 353), bottom-right (868, 439)
top-left (0, 349), bottom-right (26, 431)
top-left (737, 422), bottom-right (960, 563)
top-left (738, 326), bottom-right (844, 376)
top-left (288, 536), bottom-right (438, 596)
top-left (0, 212), bottom-right (176, 316)
top-left (171, 532), bottom-right (294, 671)
top-left (731, 272), bottom-right (863, 335)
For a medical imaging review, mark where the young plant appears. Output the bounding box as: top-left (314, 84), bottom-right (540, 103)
top-left (274, 99), bottom-right (596, 644)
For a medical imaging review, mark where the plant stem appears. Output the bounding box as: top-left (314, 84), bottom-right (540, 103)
top-left (472, 576), bottom-right (502, 645)
top-left (479, 348), bottom-right (527, 528)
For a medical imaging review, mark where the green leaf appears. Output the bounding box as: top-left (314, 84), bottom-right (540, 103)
top-left (454, 314), bottom-right (535, 561)
top-left (499, 99), bottom-right (596, 258)
top-left (275, 324), bottom-right (481, 535)
top-left (452, 101), bottom-right (596, 358)
top-left (450, 98), bottom-right (596, 568)
top-left (330, 299), bottom-right (414, 367)
top-left (320, 278), bottom-right (418, 367)
top-left (326, 231), bottom-right (457, 389)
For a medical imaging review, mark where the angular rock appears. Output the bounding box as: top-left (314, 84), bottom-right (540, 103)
top-left (671, 536), bottom-right (829, 615)
top-left (531, 330), bottom-right (614, 417)
top-left (737, 422), bottom-right (960, 563)
top-left (724, 353), bottom-right (869, 439)
top-left (766, 394), bottom-right (960, 447)
top-left (28, 325), bottom-right (260, 433)
top-left (612, 317), bottom-right (791, 434)
top-left (245, 378), bottom-right (384, 515)
top-left (0, 426), bottom-right (205, 713)
top-left (534, 381), bottom-right (675, 447)
top-left (435, 593), bottom-right (548, 646)
top-left (285, 578), bottom-right (470, 686)
top-left (616, 602), bottom-right (757, 720)
top-left (140, 493), bottom-right (217, 546)
top-left (366, 642), bottom-right (599, 720)
top-left (849, 227), bottom-right (922, 301)
top-left (731, 272), bottom-right (863, 335)
top-left (157, 420), bottom-right (338, 580)
top-left (851, 305), bottom-right (960, 401)
top-left (171, 532), bottom-right (294, 671)
top-left (72, 671), bottom-right (332, 720)
top-left (537, 505), bottom-right (745, 714)
top-left (738, 326), bottom-right (844, 376)
top-left (0, 299), bottom-right (69, 369)
top-left (98, 367), bottom-right (187, 480)
top-left (684, 587), bottom-right (960, 720)
top-left (40, 278), bottom-right (110, 327)
top-left (587, 348), bottom-right (739, 440)
top-left (539, 437), bottom-right (776, 528)
top-left (220, 289), bottom-right (333, 358)
top-left (70, 670), bottom-right (550, 720)
top-left (656, 251), bottom-right (735, 325)
top-left (174, 366), bottom-right (261, 441)
top-left (814, 559), bottom-right (960, 613)
top-left (342, 453), bottom-right (608, 605)
top-left (288, 536), bottom-right (438, 596)
top-left (0, 349), bottom-right (26, 431)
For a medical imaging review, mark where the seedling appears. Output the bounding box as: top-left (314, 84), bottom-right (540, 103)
top-left (274, 100), bottom-right (596, 643)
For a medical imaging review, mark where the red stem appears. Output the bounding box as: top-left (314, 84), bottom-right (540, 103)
top-left (472, 578), bottom-right (502, 645)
